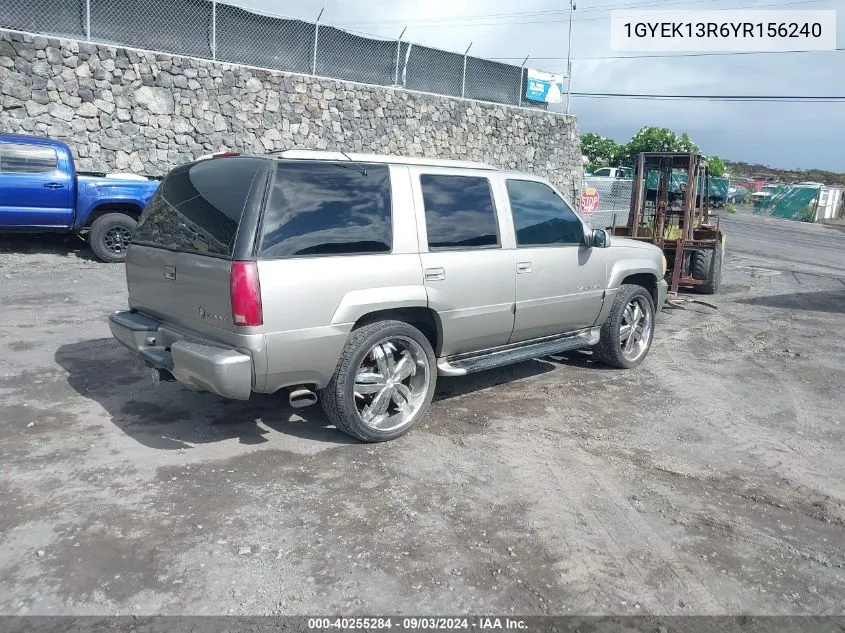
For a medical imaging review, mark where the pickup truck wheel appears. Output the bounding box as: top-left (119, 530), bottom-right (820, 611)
top-left (321, 320), bottom-right (436, 442)
top-left (89, 213), bottom-right (137, 263)
top-left (593, 284), bottom-right (655, 369)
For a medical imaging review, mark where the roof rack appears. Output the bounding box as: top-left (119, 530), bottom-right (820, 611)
top-left (273, 149), bottom-right (497, 171)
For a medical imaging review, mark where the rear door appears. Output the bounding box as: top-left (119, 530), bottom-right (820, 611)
top-left (410, 168), bottom-right (516, 356)
top-left (0, 141), bottom-right (73, 228)
top-left (126, 157), bottom-right (268, 339)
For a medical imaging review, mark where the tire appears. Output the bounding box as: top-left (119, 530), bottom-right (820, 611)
top-left (692, 241), bottom-right (723, 295)
top-left (593, 284), bottom-right (656, 369)
top-left (321, 320), bottom-right (437, 442)
top-left (88, 213), bottom-right (137, 263)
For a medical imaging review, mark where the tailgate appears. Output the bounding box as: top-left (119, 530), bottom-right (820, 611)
top-left (125, 156), bottom-right (267, 338)
top-left (126, 246), bottom-right (236, 337)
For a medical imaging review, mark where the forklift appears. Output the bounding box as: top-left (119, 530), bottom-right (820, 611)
top-left (612, 152), bottom-right (725, 296)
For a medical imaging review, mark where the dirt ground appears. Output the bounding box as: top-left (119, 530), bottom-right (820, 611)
top-left (1, 215), bottom-right (844, 616)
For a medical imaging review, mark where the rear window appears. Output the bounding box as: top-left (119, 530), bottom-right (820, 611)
top-left (259, 161), bottom-right (392, 258)
top-left (132, 157), bottom-right (265, 258)
top-left (419, 174), bottom-right (499, 250)
top-left (0, 143), bottom-right (58, 174)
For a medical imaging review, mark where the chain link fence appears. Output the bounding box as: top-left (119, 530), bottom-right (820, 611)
top-left (1, 0), bottom-right (546, 109)
top-left (580, 176), bottom-right (633, 230)
top-left (579, 173), bottom-right (740, 229)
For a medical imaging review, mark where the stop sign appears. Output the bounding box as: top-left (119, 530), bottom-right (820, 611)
top-left (579, 186), bottom-right (600, 216)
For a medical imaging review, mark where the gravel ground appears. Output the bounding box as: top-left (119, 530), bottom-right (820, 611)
top-left (0, 219), bottom-right (843, 616)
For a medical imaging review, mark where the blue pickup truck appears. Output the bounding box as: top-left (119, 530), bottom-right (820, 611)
top-left (0, 134), bottom-right (160, 262)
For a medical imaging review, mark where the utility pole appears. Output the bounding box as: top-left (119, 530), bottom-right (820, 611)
top-left (565, 0), bottom-right (575, 114)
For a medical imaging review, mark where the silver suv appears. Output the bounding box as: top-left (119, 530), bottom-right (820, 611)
top-left (110, 150), bottom-right (668, 442)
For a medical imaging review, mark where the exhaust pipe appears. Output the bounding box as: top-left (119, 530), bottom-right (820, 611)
top-left (151, 367), bottom-right (175, 385)
top-left (288, 386), bottom-right (317, 409)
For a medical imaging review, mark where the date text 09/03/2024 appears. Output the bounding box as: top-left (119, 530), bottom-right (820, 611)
top-left (307, 617), bottom-right (528, 630)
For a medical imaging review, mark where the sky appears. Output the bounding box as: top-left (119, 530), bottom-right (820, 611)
top-left (226, 0), bottom-right (844, 171)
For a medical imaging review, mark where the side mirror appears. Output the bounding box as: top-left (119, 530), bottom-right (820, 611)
top-left (590, 228), bottom-right (610, 248)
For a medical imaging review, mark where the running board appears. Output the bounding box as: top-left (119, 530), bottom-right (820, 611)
top-left (437, 327), bottom-right (601, 377)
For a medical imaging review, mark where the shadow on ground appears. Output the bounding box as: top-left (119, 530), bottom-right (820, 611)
top-left (56, 338), bottom-right (588, 449)
top-left (739, 289), bottom-right (845, 314)
top-left (54, 338), bottom-right (353, 449)
top-left (0, 233), bottom-right (97, 261)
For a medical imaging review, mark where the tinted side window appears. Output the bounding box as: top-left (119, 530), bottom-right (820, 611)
top-left (260, 162), bottom-right (392, 258)
top-left (420, 174), bottom-right (499, 250)
top-left (133, 157), bottom-right (265, 258)
top-left (507, 179), bottom-right (583, 246)
top-left (593, 168), bottom-right (610, 177)
top-left (0, 143), bottom-right (58, 174)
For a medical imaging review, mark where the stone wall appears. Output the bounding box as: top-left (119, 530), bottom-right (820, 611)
top-left (0, 30), bottom-right (583, 198)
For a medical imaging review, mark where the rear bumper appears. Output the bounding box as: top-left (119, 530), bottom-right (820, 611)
top-left (109, 310), bottom-right (253, 400)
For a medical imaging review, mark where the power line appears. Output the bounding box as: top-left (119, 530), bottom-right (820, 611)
top-left (491, 47), bottom-right (845, 61)
top-left (337, 0), bottom-right (830, 27)
top-left (337, 0), bottom-right (705, 25)
top-left (336, 0), bottom-right (731, 25)
top-left (571, 92), bottom-right (845, 102)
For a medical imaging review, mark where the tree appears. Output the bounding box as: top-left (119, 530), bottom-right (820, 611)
top-left (676, 133), bottom-right (698, 153)
top-left (708, 156), bottom-right (726, 177)
top-left (580, 132), bottom-right (622, 167)
top-left (620, 126), bottom-right (701, 165)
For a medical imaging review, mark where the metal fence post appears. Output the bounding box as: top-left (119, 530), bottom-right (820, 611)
top-left (518, 55), bottom-right (529, 107)
top-left (394, 27), bottom-right (406, 86)
top-left (312, 7), bottom-right (324, 76)
top-left (402, 42), bottom-right (412, 87)
top-left (565, 0), bottom-right (575, 114)
top-left (85, 0), bottom-right (91, 41)
top-left (211, 1), bottom-right (217, 60)
top-left (461, 42), bottom-right (472, 98)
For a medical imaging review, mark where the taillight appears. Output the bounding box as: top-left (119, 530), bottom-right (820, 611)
top-left (230, 261), bottom-right (263, 326)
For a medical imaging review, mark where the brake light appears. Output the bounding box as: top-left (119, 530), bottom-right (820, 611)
top-left (230, 261), bottom-right (263, 326)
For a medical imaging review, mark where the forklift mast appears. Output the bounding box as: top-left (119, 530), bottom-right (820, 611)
top-left (614, 152), bottom-right (724, 296)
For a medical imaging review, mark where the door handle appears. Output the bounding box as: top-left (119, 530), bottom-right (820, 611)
top-left (516, 262), bottom-right (532, 274)
top-left (43, 182), bottom-right (64, 189)
top-left (424, 267), bottom-right (445, 281)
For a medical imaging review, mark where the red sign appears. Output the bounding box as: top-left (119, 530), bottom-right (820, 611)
top-left (580, 187), bottom-right (600, 216)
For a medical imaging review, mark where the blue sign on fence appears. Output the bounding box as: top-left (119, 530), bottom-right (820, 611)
top-left (525, 69), bottom-right (565, 104)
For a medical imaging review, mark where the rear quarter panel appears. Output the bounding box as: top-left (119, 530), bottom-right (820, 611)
top-left (73, 177), bottom-right (160, 229)
top-left (258, 164), bottom-right (426, 392)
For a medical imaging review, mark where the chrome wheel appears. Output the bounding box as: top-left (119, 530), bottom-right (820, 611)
top-left (619, 296), bottom-right (653, 362)
top-left (103, 226), bottom-right (132, 254)
top-left (353, 336), bottom-right (431, 433)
